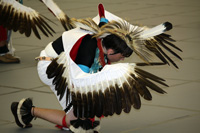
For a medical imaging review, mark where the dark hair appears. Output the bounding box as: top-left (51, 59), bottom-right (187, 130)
top-left (102, 34), bottom-right (133, 57)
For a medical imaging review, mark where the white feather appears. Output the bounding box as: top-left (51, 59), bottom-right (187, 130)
top-left (41, 0), bottom-right (65, 19)
top-left (140, 22), bottom-right (171, 39)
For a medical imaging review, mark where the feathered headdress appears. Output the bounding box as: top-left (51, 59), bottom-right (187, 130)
top-left (73, 18), bottom-right (181, 67)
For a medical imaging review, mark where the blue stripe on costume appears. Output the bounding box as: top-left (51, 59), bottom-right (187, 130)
top-left (78, 64), bottom-right (90, 73)
top-left (100, 18), bottom-right (109, 23)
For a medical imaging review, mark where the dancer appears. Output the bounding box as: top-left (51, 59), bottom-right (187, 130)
top-left (9, 2), bottom-right (182, 133)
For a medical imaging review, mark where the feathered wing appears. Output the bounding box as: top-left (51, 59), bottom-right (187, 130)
top-left (40, 0), bottom-right (75, 30)
top-left (46, 52), bottom-right (168, 119)
top-left (40, 0), bottom-right (100, 32)
top-left (0, 0), bottom-right (55, 39)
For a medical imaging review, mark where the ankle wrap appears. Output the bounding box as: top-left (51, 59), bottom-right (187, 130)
top-left (62, 115), bottom-right (68, 128)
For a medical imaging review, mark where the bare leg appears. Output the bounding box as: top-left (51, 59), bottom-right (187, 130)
top-left (32, 107), bottom-right (77, 127)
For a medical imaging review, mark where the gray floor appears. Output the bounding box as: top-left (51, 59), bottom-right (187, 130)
top-left (0, 0), bottom-right (200, 132)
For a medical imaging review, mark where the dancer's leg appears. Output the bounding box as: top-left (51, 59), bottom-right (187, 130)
top-left (32, 107), bottom-right (76, 127)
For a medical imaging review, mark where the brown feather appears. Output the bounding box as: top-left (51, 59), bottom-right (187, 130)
top-left (39, 15), bottom-right (56, 33)
top-left (1, 5), bottom-right (10, 24)
top-left (13, 12), bottom-right (21, 32)
top-left (115, 84), bottom-right (122, 115)
top-left (55, 76), bottom-right (65, 94)
top-left (118, 87), bottom-right (126, 111)
top-left (135, 68), bottom-right (169, 87)
top-left (24, 14), bottom-right (32, 37)
top-left (93, 91), bottom-right (101, 117)
top-left (97, 89), bottom-right (104, 118)
top-left (10, 11), bottom-right (18, 31)
top-left (82, 93), bottom-right (88, 118)
top-left (33, 17), bottom-right (49, 37)
top-left (134, 79), bottom-right (152, 100)
top-left (71, 92), bottom-right (78, 117)
top-left (5, 7), bottom-right (14, 30)
top-left (135, 68), bottom-right (165, 81)
top-left (103, 88), bottom-right (111, 117)
top-left (76, 91), bottom-right (82, 118)
top-left (122, 83), bottom-right (131, 113)
top-left (126, 77), bottom-right (135, 104)
top-left (52, 66), bottom-right (65, 85)
top-left (53, 64), bottom-right (64, 77)
top-left (158, 34), bottom-right (182, 52)
top-left (58, 78), bottom-right (67, 100)
top-left (30, 17), bottom-right (41, 39)
top-left (145, 40), bottom-right (169, 65)
top-left (159, 33), bottom-right (174, 41)
top-left (132, 84), bottom-right (141, 109)
top-left (109, 86), bottom-right (116, 116)
top-left (36, 16), bottom-right (54, 37)
top-left (140, 85), bottom-right (152, 100)
top-left (136, 62), bottom-right (166, 66)
top-left (19, 13), bottom-right (27, 34)
top-left (87, 91), bottom-right (94, 118)
top-left (138, 76), bottom-right (166, 94)
top-left (46, 58), bottom-right (59, 78)
top-left (130, 74), bottom-right (141, 109)
top-left (0, 3), bottom-right (3, 13)
top-left (158, 39), bottom-right (182, 60)
top-left (155, 42), bottom-right (179, 68)
top-left (66, 88), bottom-right (70, 107)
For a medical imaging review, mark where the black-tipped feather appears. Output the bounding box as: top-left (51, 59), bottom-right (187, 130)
top-left (163, 22), bottom-right (172, 31)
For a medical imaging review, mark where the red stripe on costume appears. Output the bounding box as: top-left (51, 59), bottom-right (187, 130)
top-left (0, 26), bottom-right (7, 41)
top-left (97, 39), bottom-right (107, 67)
top-left (69, 35), bottom-right (87, 61)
